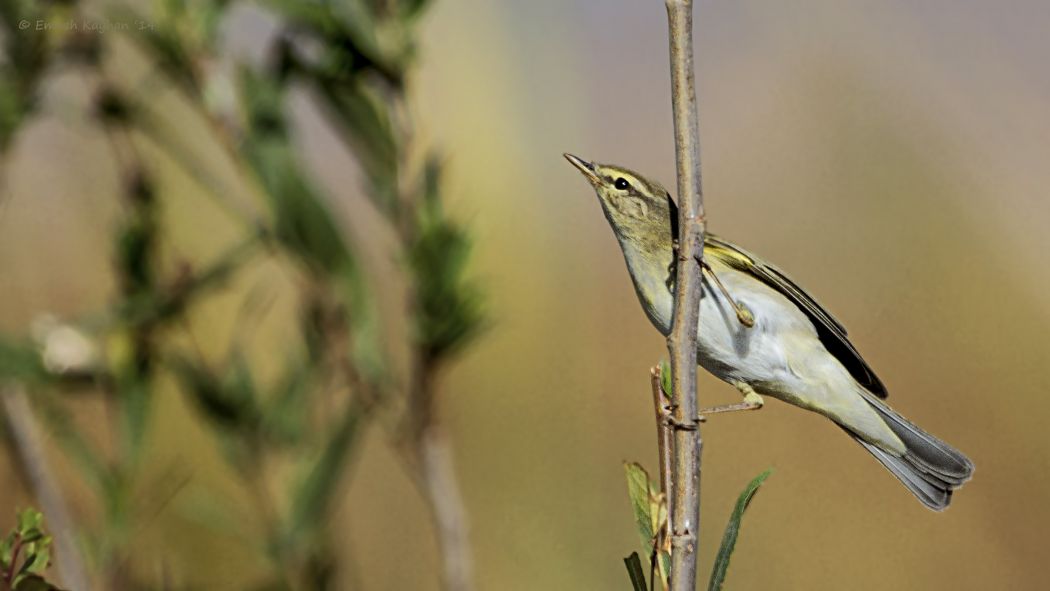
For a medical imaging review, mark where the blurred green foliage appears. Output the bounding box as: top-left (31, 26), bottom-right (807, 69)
top-left (0, 0), bottom-right (483, 588)
top-left (0, 1), bottom-right (49, 152)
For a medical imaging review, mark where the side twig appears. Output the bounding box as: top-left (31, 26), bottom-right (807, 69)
top-left (650, 366), bottom-right (673, 520)
top-left (663, 0), bottom-right (706, 589)
top-left (1, 385), bottom-right (90, 591)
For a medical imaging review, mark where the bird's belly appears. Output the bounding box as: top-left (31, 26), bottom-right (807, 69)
top-left (695, 274), bottom-right (811, 391)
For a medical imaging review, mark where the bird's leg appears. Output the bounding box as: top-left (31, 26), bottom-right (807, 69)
top-left (697, 382), bottom-right (765, 420)
top-left (699, 260), bottom-right (755, 328)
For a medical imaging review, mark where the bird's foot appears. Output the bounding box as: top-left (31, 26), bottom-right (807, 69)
top-left (697, 398), bottom-right (763, 416)
top-left (697, 383), bottom-right (765, 418)
top-left (700, 262), bottom-right (755, 328)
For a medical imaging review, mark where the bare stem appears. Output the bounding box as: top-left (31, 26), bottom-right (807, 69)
top-left (417, 430), bottom-right (473, 591)
top-left (1, 385), bottom-right (91, 591)
top-left (663, 0), bottom-right (706, 589)
top-left (404, 360), bottom-right (474, 591)
top-left (650, 366), bottom-right (673, 518)
top-left (419, 437), bottom-right (473, 591)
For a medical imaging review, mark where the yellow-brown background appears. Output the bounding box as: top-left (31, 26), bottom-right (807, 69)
top-left (1, 0), bottom-right (1048, 588)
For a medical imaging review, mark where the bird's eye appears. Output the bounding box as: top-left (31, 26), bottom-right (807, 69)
top-left (614, 177), bottom-right (631, 190)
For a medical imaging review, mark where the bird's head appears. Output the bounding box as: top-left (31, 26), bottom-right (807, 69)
top-left (563, 153), bottom-right (677, 254)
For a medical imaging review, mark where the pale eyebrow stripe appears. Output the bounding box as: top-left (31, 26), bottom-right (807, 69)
top-left (605, 168), bottom-right (644, 189)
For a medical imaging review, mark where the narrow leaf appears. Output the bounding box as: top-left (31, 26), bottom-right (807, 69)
top-left (0, 338), bottom-right (49, 385)
top-left (707, 469), bottom-right (773, 591)
top-left (623, 552), bottom-right (649, 591)
top-left (15, 509), bottom-right (42, 535)
top-left (624, 462), bottom-right (669, 589)
top-left (289, 403), bottom-right (366, 544)
top-left (624, 462), bottom-right (655, 547)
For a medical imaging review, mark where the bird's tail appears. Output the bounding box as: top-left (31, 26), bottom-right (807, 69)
top-left (848, 392), bottom-right (974, 511)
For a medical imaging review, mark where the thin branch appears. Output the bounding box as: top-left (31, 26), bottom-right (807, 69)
top-left (1, 385), bottom-right (90, 591)
top-left (416, 419), bottom-right (473, 591)
top-left (404, 357), bottom-right (474, 591)
top-left (663, 0), bottom-right (706, 590)
top-left (650, 366), bottom-right (673, 520)
top-left (651, 366), bottom-right (674, 590)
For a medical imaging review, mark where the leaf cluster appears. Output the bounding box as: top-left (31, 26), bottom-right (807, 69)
top-left (623, 449), bottom-right (772, 590)
top-left (0, 509), bottom-right (63, 591)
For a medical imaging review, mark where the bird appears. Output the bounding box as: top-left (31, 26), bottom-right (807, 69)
top-left (564, 153), bottom-right (974, 510)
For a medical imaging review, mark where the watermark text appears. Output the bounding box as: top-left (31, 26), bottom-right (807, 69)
top-left (18, 18), bottom-right (154, 33)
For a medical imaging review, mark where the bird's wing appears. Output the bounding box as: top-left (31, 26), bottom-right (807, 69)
top-left (704, 234), bottom-right (888, 398)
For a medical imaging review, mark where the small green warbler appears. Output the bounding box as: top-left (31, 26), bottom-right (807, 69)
top-left (565, 153), bottom-right (973, 510)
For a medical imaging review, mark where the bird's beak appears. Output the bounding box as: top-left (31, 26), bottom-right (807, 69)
top-left (563, 153), bottom-right (601, 184)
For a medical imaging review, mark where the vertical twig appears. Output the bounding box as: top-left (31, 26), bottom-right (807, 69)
top-left (1, 385), bottom-right (90, 591)
top-left (663, 0), bottom-right (706, 589)
top-left (411, 390), bottom-right (473, 591)
top-left (404, 357), bottom-right (474, 591)
top-left (650, 366), bottom-right (673, 520)
top-left (651, 366), bottom-right (674, 589)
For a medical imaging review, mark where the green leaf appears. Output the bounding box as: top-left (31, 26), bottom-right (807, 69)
top-left (311, 78), bottom-right (399, 214)
top-left (623, 463), bottom-right (669, 588)
top-left (0, 337), bottom-right (49, 385)
top-left (15, 509), bottom-right (42, 536)
top-left (16, 539), bottom-right (50, 585)
top-left (169, 355), bottom-right (259, 432)
top-left (659, 360), bottom-right (671, 397)
top-left (0, 1), bottom-right (50, 152)
top-left (238, 68), bottom-right (351, 272)
top-left (260, 353), bottom-right (313, 446)
top-left (624, 552), bottom-right (649, 591)
top-left (1, 533), bottom-right (13, 567)
top-left (407, 160), bottom-right (486, 361)
top-left (115, 5), bottom-right (204, 94)
top-left (118, 235), bottom-right (255, 328)
top-left (22, 539), bottom-right (49, 575)
top-left (624, 462), bottom-right (656, 546)
top-left (288, 402), bottom-right (366, 546)
top-left (707, 468), bottom-right (773, 591)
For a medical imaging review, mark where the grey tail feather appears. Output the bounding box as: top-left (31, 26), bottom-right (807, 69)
top-left (849, 392), bottom-right (975, 511)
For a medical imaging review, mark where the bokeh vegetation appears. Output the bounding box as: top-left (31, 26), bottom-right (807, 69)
top-left (0, 0), bottom-right (482, 588)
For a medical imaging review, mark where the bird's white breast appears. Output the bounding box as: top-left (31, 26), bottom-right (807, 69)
top-left (620, 243), bottom-right (815, 391)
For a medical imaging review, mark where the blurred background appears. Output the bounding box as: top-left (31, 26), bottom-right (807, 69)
top-left (1, 0), bottom-right (1048, 589)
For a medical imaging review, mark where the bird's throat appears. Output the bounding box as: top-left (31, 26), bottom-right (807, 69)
top-left (617, 236), bottom-right (676, 335)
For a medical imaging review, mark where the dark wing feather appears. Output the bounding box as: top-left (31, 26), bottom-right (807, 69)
top-left (704, 234), bottom-right (888, 398)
